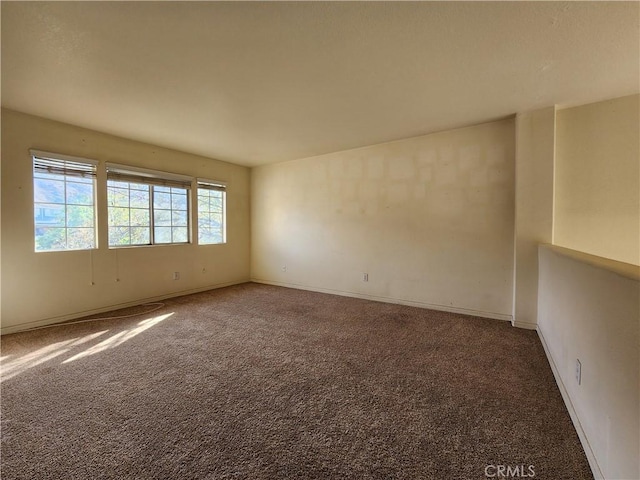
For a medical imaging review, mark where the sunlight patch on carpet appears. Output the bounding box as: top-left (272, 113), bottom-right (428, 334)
top-left (62, 313), bottom-right (173, 364)
top-left (1, 331), bottom-right (108, 382)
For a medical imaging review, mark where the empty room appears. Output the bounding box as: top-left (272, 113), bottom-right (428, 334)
top-left (1, 2), bottom-right (638, 479)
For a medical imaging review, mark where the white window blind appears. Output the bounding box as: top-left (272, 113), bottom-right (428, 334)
top-left (32, 150), bottom-right (98, 178)
top-left (197, 179), bottom-right (226, 192)
top-left (106, 163), bottom-right (192, 189)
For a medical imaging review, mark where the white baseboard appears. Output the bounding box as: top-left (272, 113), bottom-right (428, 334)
top-left (536, 327), bottom-right (603, 480)
top-left (251, 278), bottom-right (513, 322)
top-left (512, 320), bottom-right (538, 330)
top-left (1, 279), bottom-right (249, 335)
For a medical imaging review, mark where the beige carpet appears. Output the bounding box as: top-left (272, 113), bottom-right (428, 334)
top-left (1, 283), bottom-right (592, 479)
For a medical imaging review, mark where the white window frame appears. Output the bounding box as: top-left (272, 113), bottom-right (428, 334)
top-left (197, 179), bottom-right (227, 245)
top-left (106, 163), bottom-right (192, 248)
top-left (31, 149), bottom-right (98, 252)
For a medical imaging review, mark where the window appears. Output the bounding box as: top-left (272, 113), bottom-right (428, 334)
top-left (32, 150), bottom-right (98, 252)
top-left (197, 180), bottom-right (226, 244)
top-left (107, 181), bottom-right (151, 246)
top-left (152, 186), bottom-right (189, 244)
top-left (106, 164), bottom-right (191, 247)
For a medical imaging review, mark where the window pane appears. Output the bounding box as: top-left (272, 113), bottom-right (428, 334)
top-left (130, 188), bottom-right (149, 208)
top-left (33, 156), bottom-right (96, 252)
top-left (210, 213), bottom-right (223, 229)
top-left (153, 192), bottom-right (171, 209)
top-left (171, 193), bottom-right (187, 211)
top-left (199, 211), bottom-right (212, 224)
top-left (198, 225), bottom-right (211, 242)
top-left (154, 209), bottom-right (172, 226)
top-left (66, 181), bottom-right (93, 205)
top-left (107, 181), bottom-right (154, 248)
top-left (108, 207), bottom-right (130, 227)
top-left (67, 205), bottom-right (94, 228)
top-left (106, 178), bottom-right (190, 248)
top-left (35, 227), bottom-right (67, 251)
top-left (108, 180), bottom-right (130, 189)
top-left (210, 194), bottom-right (223, 213)
top-left (172, 210), bottom-right (188, 227)
top-left (154, 226), bottom-right (172, 243)
top-left (202, 214), bottom-right (223, 244)
top-left (34, 172), bottom-right (66, 182)
top-left (67, 228), bottom-right (95, 249)
top-left (130, 208), bottom-right (150, 227)
top-left (108, 187), bottom-right (129, 207)
top-left (172, 227), bottom-right (188, 243)
top-left (109, 226), bottom-right (130, 246)
top-left (200, 229), bottom-right (222, 244)
top-left (34, 178), bottom-right (65, 203)
top-left (34, 204), bottom-right (65, 228)
top-left (197, 188), bottom-right (224, 244)
top-left (130, 227), bottom-right (150, 245)
top-left (71, 176), bottom-right (94, 185)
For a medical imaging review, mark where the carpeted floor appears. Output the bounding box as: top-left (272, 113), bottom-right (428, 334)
top-left (1, 283), bottom-right (592, 479)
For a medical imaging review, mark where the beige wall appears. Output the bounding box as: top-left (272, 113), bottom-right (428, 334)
top-left (555, 94), bottom-right (640, 266)
top-left (252, 119), bottom-right (516, 319)
top-left (513, 107), bottom-right (555, 329)
top-left (538, 245), bottom-right (639, 480)
top-left (1, 109), bottom-right (251, 333)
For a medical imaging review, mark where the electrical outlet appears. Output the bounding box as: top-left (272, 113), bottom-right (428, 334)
top-left (173, 271), bottom-right (180, 280)
top-left (575, 359), bottom-right (581, 385)
top-left (363, 273), bottom-right (369, 282)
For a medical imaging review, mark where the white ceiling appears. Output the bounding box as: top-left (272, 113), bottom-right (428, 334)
top-left (2, 2), bottom-right (638, 167)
